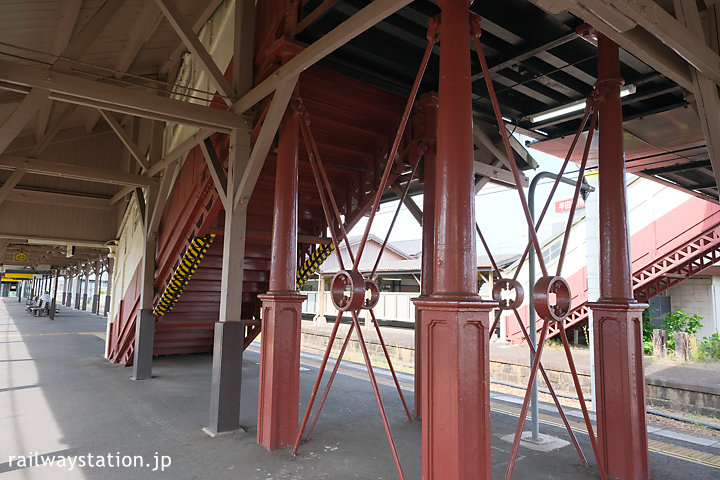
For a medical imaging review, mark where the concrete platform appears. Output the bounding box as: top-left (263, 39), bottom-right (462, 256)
top-left (1, 299), bottom-right (719, 479)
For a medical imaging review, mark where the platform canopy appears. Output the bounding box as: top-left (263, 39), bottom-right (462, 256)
top-left (0, 0), bottom-right (718, 270)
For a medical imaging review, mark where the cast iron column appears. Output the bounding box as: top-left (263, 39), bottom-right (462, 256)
top-left (587, 34), bottom-right (649, 480)
top-left (412, 1), bottom-right (496, 478)
top-left (105, 258), bottom-right (114, 316)
top-left (66, 274), bottom-right (72, 307)
top-left (65, 274), bottom-right (71, 307)
top-left (257, 109), bottom-right (306, 450)
top-left (74, 271), bottom-right (82, 309)
top-left (75, 272), bottom-right (82, 310)
top-left (61, 274), bottom-right (67, 306)
top-left (82, 266), bottom-right (89, 310)
top-left (413, 93), bottom-right (438, 419)
top-left (50, 269), bottom-right (59, 320)
top-left (92, 261), bottom-right (100, 314)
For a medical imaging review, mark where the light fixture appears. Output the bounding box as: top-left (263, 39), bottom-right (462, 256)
top-left (530, 84), bottom-right (636, 124)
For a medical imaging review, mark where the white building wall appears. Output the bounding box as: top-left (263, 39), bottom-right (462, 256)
top-left (626, 176), bottom-right (693, 237)
top-left (666, 276), bottom-right (719, 340)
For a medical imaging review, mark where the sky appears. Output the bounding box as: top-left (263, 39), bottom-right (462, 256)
top-left (348, 135), bottom-right (586, 257)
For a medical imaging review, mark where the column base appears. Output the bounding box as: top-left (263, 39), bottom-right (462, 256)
top-left (256, 292), bottom-right (306, 450)
top-left (412, 295), bottom-right (497, 480)
top-left (131, 309), bottom-right (156, 380)
top-left (413, 295), bottom-right (430, 419)
top-left (588, 299), bottom-right (649, 480)
top-left (208, 321), bottom-right (246, 435)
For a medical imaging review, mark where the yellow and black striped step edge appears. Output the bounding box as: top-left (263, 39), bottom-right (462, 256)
top-left (296, 244), bottom-right (334, 289)
top-left (153, 234), bottom-right (215, 317)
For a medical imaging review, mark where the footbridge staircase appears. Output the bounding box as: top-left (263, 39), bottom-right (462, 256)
top-left (509, 196), bottom-right (720, 343)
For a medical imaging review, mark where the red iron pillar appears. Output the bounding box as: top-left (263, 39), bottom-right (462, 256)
top-left (414, 93), bottom-right (437, 419)
top-left (257, 107), bottom-right (307, 450)
top-left (588, 34), bottom-right (649, 480)
top-left (412, 0), bottom-right (496, 477)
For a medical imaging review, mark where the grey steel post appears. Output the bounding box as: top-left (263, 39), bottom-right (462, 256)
top-left (528, 172), bottom-right (593, 441)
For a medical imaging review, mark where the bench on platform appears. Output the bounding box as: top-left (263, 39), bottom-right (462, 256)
top-left (28, 300), bottom-right (50, 317)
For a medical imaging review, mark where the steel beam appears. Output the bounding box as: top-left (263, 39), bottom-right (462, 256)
top-left (234, 76), bottom-right (298, 211)
top-left (0, 155), bottom-right (155, 188)
top-left (0, 59), bottom-right (243, 131)
top-left (607, 0), bottom-right (720, 83)
top-left (111, 128), bottom-right (215, 204)
top-left (154, 0), bottom-right (235, 107)
top-left (100, 110), bottom-right (150, 171)
top-left (537, 0), bottom-right (693, 90)
top-left (233, 0), bottom-right (414, 114)
top-left (0, 89), bottom-right (49, 154)
top-left (200, 138), bottom-right (229, 210)
top-left (390, 182), bottom-right (423, 227)
top-left (160, 0), bottom-right (225, 81)
top-left (29, 104), bottom-right (79, 157)
top-left (0, 168), bottom-right (26, 208)
top-left (233, 0), bottom-right (256, 96)
top-left (473, 157), bottom-right (527, 186)
top-left (85, 3), bottom-right (165, 131)
top-left (675, 0), bottom-right (720, 196)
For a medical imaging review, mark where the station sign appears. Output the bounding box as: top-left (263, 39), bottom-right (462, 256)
top-left (555, 197), bottom-right (585, 213)
top-left (4, 273), bottom-right (34, 279)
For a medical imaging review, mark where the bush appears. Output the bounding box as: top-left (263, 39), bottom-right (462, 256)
top-left (642, 307), bottom-right (656, 355)
top-left (698, 333), bottom-right (720, 360)
top-left (663, 309), bottom-right (703, 350)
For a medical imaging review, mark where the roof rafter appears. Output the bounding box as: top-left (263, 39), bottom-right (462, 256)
top-left (0, 155), bottom-right (156, 188)
top-left (0, 59), bottom-right (243, 132)
top-left (99, 110), bottom-right (150, 171)
top-left (154, 0), bottom-right (235, 107)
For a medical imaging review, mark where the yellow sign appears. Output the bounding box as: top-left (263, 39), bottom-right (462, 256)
top-left (1, 278), bottom-right (19, 283)
top-left (14, 252), bottom-right (28, 262)
top-left (5, 273), bottom-right (33, 279)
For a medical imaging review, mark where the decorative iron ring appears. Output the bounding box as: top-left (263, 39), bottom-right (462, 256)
top-left (362, 279), bottom-right (380, 310)
top-left (492, 278), bottom-right (524, 310)
top-left (330, 270), bottom-right (366, 311)
top-left (533, 275), bottom-right (572, 322)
